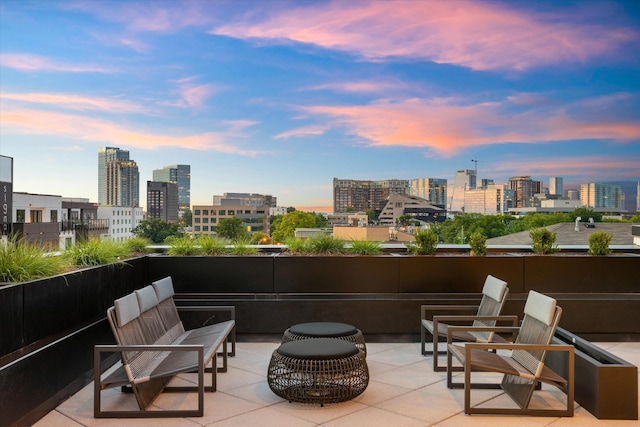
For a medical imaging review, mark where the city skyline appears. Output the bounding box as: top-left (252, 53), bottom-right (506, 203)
top-left (1, 0), bottom-right (639, 212)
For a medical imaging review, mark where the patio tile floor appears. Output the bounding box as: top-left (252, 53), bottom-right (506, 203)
top-left (35, 340), bottom-right (640, 426)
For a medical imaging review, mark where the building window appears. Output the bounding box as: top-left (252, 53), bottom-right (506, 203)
top-left (194, 218), bottom-right (200, 223)
top-left (203, 226), bottom-right (209, 231)
top-left (218, 210), bottom-right (226, 215)
top-left (50, 210), bottom-right (58, 222)
top-left (228, 210), bottom-right (235, 215)
top-left (203, 218), bottom-right (208, 223)
top-left (203, 210), bottom-right (209, 215)
top-left (16, 209), bottom-right (25, 222)
top-left (30, 210), bottom-right (43, 223)
top-left (195, 226), bottom-right (200, 231)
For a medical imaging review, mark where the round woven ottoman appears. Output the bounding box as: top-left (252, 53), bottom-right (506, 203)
top-left (282, 322), bottom-right (367, 356)
top-left (267, 338), bottom-right (369, 406)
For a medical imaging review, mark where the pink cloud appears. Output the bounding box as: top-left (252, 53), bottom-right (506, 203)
top-left (274, 126), bottom-right (327, 140)
top-left (1, 92), bottom-right (150, 114)
top-left (307, 81), bottom-right (408, 94)
top-left (0, 53), bottom-right (115, 73)
top-left (297, 94), bottom-right (640, 154)
top-left (212, 1), bottom-right (638, 71)
top-left (1, 108), bottom-right (260, 156)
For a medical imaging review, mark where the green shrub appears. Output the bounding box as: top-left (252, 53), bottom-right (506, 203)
top-left (229, 239), bottom-right (258, 255)
top-left (469, 231), bottom-right (487, 256)
top-left (588, 231), bottom-right (613, 256)
top-left (197, 235), bottom-right (229, 255)
top-left (348, 240), bottom-right (382, 255)
top-left (284, 237), bottom-right (309, 254)
top-left (305, 234), bottom-right (345, 254)
top-left (124, 236), bottom-right (151, 254)
top-left (64, 238), bottom-right (128, 266)
top-left (407, 228), bottom-right (438, 255)
top-left (529, 228), bottom-right (558, 254)
top-left (167, 235), bottom-right (202, 256)
top-left (0, 235), bottom-right (67, 283)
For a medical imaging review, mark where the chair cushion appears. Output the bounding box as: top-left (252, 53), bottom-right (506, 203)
top-left (524, 290), bottom-right (556, 326)
top-left (288, 322), bottom-right (358, 337)
top-left (482, 275), bottom-right (508, 302)
top-left (152, 276), bottom-right (175, 302)
top-left (277, 338), bottom-right (359, 360)
top-left (114, 293), bottom-right (140, 327)
top-left (135, 285), bottom-right (159, 313)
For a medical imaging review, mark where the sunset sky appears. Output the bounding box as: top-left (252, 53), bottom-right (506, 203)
top-left (1, 0), bottom-right (639, 212)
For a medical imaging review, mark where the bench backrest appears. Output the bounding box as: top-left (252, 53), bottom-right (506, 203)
top-left (152, 276), bottom-right (186, 341)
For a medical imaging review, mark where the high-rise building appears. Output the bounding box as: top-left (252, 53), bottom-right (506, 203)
top-left (333, 178), bottom-right (409, 213)
top-left (152, 164), bottom-right (191, 212)
top-left (147, 181), bottom-right (179, 222)
top-left (449, 169), bottom-right (477, 212)
top-left (637, 182), bottom-right (640, 213)
top-left (409, 178), bottom-right (448, 208)
top-left (580, 183), bottom-right (624, 210)
top-left (508, 176), bottom-right (542, 208)
top-left (464, 184), bottom-right (513, 215)
top-left (549, 177), bottom-right (563, 196)
top-left (98, 147), bottom-right (139, 207)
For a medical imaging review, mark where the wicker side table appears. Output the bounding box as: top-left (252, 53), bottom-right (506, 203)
top-left (282, 322), bottom-right (367, 356)
top-left (267, 338), bottom-right (369, 406)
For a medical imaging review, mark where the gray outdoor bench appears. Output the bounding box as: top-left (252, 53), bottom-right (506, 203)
top-left (94, 276), bottom-right (235, 418)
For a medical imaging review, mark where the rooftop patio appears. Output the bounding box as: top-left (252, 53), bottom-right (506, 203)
top-left (35, 339), bottom-right (640, 426)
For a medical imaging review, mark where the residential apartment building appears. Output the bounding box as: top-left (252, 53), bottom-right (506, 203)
top-left (97, 206), bottom-right (144, 242)
top-left (152, 164), bottom-right (190, 212)
top-left (147, 181), bottom-right (179, 222)
top-left (580, 183), bottom-right (625, 211)
top-left (409, 178), bottom-right (448, 208)
top-left (333, 178), bottom-right (409, 213)
top-left (98, 147), bottom-right (139, 206)
top-left (11, 192), bottom-right (63, 246)
top-left (508, 176), bottom-right (542, 208)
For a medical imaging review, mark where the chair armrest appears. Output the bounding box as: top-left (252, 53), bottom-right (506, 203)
top-left (433, 314), bottom-right (518, 324)
top-left (447, 325), bottom-right (521, 343)
top-left (421, 304), bottom-right (479, 321)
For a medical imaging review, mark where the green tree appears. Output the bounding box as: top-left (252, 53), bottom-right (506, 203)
top-left (217, 217), bottom-right (248, 240)
top-left (178, 209), bottom-right (192, 227)
top-left (396, 214), bottom-right (415, 227)
top-left (570, 207), bottom-right (602, 223)
top-left (313, 212), bottom-right (328, 228)
top-left (629, 212), bottom-right (640, 223)
top-left (271, 210), bottom-right (317, 243)
top-left (132, 218), bottom-right (182, 243)
top-left (364, 209), bottom-right (377, 224)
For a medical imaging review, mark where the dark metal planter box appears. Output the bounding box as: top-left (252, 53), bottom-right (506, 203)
top-left (547, 327), bottom-right (638, 420)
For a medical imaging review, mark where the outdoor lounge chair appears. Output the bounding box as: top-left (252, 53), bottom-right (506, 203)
top-left (421, 275), bottom-right (517, 371)
top-left (446, 290), bottom-right (574, 416)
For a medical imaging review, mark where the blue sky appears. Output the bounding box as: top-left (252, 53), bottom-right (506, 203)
top-left (1, 0), bottom-right (639, 212)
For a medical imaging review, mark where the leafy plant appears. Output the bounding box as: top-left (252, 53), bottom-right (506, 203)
top-left (468, 231), bottom-right (487, 256)
top-left (407, 228), bottom-right (438, 255)
top-left (283, 237), bottom-right (309, 254)
top-left (64, 238), bottom-right (128, 266)
top-left (197, 235), bottom-right (229, 255)
top-left (167, 235), bottom-right (202, 256)
top-left (229, 239), bottom-right (258, 255)
top-left (305, 234), bottom-right (345, 254)
top-left (349, 240), bottom-right (382, 255)
top-left (124, 236), bottom-right (151, 254)
top-left (588, 231), bottom-right (613, 256)
top-left (0, 235), bottom-right (67, 283)
top-left (529, 228), bottom-right (558, 254)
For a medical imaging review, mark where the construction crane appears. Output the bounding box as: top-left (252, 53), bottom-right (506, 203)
top-left (471, 157), bottom-right (483, 176)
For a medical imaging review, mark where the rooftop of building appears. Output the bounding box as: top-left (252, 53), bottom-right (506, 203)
top-left (487, 222), bottom-right (638, 246)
